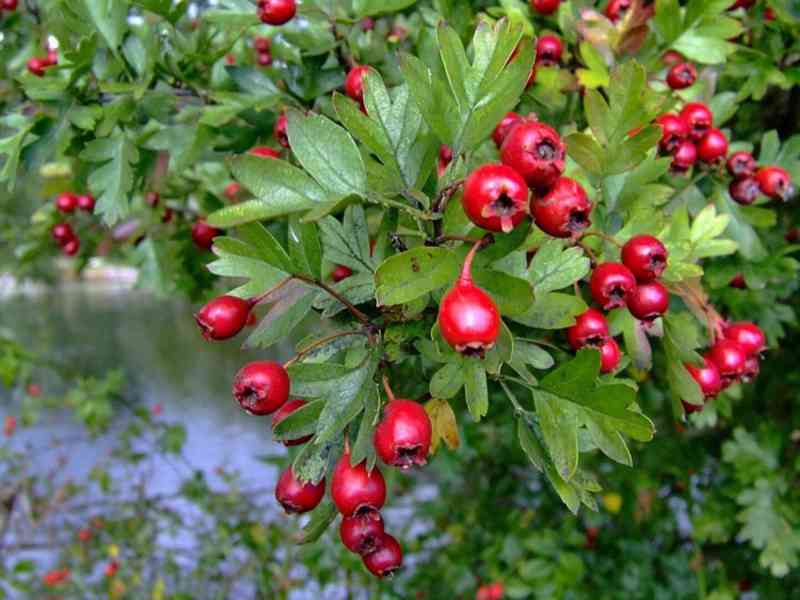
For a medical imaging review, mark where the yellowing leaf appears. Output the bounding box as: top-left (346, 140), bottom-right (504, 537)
top-left (425, 398), bottom-right (460, 454)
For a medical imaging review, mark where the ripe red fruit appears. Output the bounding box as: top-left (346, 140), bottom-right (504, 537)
top-left (729, 273), bottom-right (747, 289)
top-left (224, 182), bottom-right (241, 200)
top-left (655, 113), bottom-right (689, 152)
top-left (361, 17), bottom-right (375, 31)
top-left (345, 65), bottom-right (371, 105)
top-left (254, 37), bottom-right (271, 53)
top-left (62, 237), bottom-right (80, 256)
top-left (530, 177), bottom-right (592, 239)
top-left (536, 35), bottom-right (563, 66)
top-left (42, 568), bottom-right (70, 587)
top-left (680, 102), bottom-right (713, 142)
top-left (272, 398), bottom-right (313, 446)
top-left (530, 0), bottom-right (560, 14)
top-left (500, 118), bottom-right (566, 190)
top-left (232, 361), bottom-right (290, 415)
top-left (462, 164), bottom-right (529, 233)
top-left (697, 128), bottom-right (728, 163)
top-left (666, 63), bottom-right (697, 90)
top-left (438, 242), bottom-right (501, 356)
top-left (162, 208), bottom-right (174, 223)
top-left (726, 151), bottom-right (756, 178)
top-left (362, 533), bottom-right (403, 577)
top-left (622, 235), bottom-right (668, 282)
top-left (256, 52), bottom-right (272, 67)
top-left (274, 112), bottom-right (289, 148)
top-left (78, 528), bottom-right (92, 542)
top-left (605, 0), bottom-right (631, 22)
top-left (191, 220), bottom-right (221, 250)
top-left (340, 509), bottom-right (385, 554)
top-left (195, 295), bottom-right (252, 341)
top-left (104, 561), bottom-right (119, 578)
top-left (477, 582), bottom-right (505, 600)
top-left (686, 356), bottom-right (722, 398)
top-left (46, 50), bottom-right (58, 66)
top-left (374, 392), bottom-right (432, 469)
top-left (728, 0), bottom-right (755, 8)
top-left (724, 322), bottom-right (765, 356)
top-left (786, 228), bottom-right (799, 243)
top-left (145, 191), bottom-right (160, 207)
top-left (729, 177), bottom-right (760, 205)
top-left (599, 338), bottom-right (621, 373)
top-left (3, 0), bottom-right (19, 9)
top-left (755, 166), bottom-right (794, 201)
top-left (275, 467), bottom-right (325, 514)
top-left (55, 192), bottom-right (78, 213)
top-left (257, 0), bottom-right (296, 25)
top-left (250, 146), bottom-right (280, 159)
top-left (708, 339), bottom-right (747, 384)
top-left (670, 140), bottom-right (697, 172)
top-left (492, 112), bottom-right (521, 148)
top-left (567, 308), bottom-right (610, 350)
top-left (51, 222), bottom-right (74, 245)
top-left (590, 262), bottom-right (637, 310)
top-left (332, 264), bottom-right (353, 282)
top-left (331, 452), bottom-right (387, 516)
top-left (77, 194), bottom-right (95, 213)
top-left (662, 50), bottom-right (685, 66)
top-left (438, 144), bottom-right (453, 177)
top-left (627, 281), bottom-right (669, 322)
top-left (27, 57), bottom-right (48, 77)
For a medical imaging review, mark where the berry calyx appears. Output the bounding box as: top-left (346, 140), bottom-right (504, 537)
top-left (340, 509), bottom-right (385, 555)
top-left (274, 112), bottom-right (289, 148)
top-left (599, 338), bottom-right (621, 374)
top-left (232, 361), bottom-right (290, 415)
top-left (492, 112), bottom-right (521, 148)
top-left (272, 399), bottom-right (313, 446)
top-left (622, 235), bottom-right (668, 282)
top-left (590, 262), bottom-right (637, 310)
top-left (729, 177), bottom-right (760, 205)
top-left (51, 222), bottom-right (74, 245)
top-left (536, 35), bottom-right (563, 66)
top-left (55, 192), bottom-right (78, 213)
top-left (726, 151), bottom-right (756, 178)
top-left (345, 65), bottom-right (371, 106)
top-left (194, 295), bottom-right (252, 341)
top-left (62, 237), bottom-right (80, 256)
top-left (670, 140), bottom-right (697, 172)
top-left (567, 308), bottom-right (610, 350)
top-left (755, 166), bottom-right (794, 201)
top-left (374, 381), bottom-right (432, 469)
top-left (257, 0), bottom-right (296, 25)
top-left (77, 194), bottom-right (95, 213)
top-left (655, 113), bottom-right (689, 152)
top-left (680, 102), bottom-right (713, 142)
top-left (331, 452), bottom-right (387, 516)
top-left (191, 220), bottom-right (221, 250)
top-left (686, 356), bottom-right (722, 398)
top-left (362, 533), bottom-right (403, 577)
top-left (530, 0), bottom-right (560, 14)
top-left (666, 63), bottom-right (697, 90)
top-left (332, 264), bottom-right (353, 282)
top-left (275, 467), bottom-right (325, 514)
top-left (438, 241), bottom-right (501, 357)
top-left (462, 163), bottom-right (529, 233)
top-left (250, 146), bottom-right (280, 159)
top-left (724, 321), bottom-right (765, 356)
top-left (697, 128), bottom-right (728, 163)
top-left (707, 339), bottom-right (747, 385)
top-left (500, 118), bottom-right (566, 190)
top-left (530, 177), bottom-right (592, 239)
top-left (605, 0), bottom-right (631, 22)
top-left (627, 281), bottom-right (669, 322)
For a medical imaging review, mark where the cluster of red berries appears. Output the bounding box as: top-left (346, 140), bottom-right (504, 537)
top-left (50, 192), bottom-right (95, 256)
top-left (726, 151), bottom-right (795, 205)
top-left (253, 36), bottom-right (272, 67)
top-left (27, 48), bottom-right (58, 78)
top-left (683, 320), bottom-right (765, 413)
top-left (655, 103), bottom-right (729, 172)
top-left (476, 582), bottom-right (505, 600)
top-left (570, 235), bottom-right (670, 373)
top-left (256, 0), bottom-right (296, 25)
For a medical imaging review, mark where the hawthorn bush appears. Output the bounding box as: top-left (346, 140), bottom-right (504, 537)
top-left (1, 0), bottom-right (799, 597)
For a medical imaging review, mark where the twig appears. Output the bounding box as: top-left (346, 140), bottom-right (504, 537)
top-left (431, 179), bottom-right (465, 240)
top-left (433, 235), bottom-right (484, 245)
top-left (291, 274), bottom-right (372, 325)
top-left (283, 330), bottom-right (366, 368)
top-left (576, 240), bottom-right (598, 266)
top-left (582, 231), bottom-right (623, 248)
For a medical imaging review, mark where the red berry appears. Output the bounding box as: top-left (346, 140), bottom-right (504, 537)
top-left (530, 0), bottom-right (560, 14)
top-left (272, 398), bottom-right (313, 446)
top-left (567, 308), bottom-right (609, 350)
top-left (42, 568), bottom-right (70, 587)
top-left (500, 118), bottom-right (566, 190)
top-left (361, 17), bottom-right (375, 31)
top-left (666, 63), bottom-right (697, 90)
top-left (2, 0), bottom-right (18, 9)
top-left (785, 228), bottom-right (799, 243)
top-left (686, 356), bottom-right (722, 398)
top-left (345, 65), bottom-right (371, 105)
top-left (530, 177), bottom-right (592, 239)
top-left (627, 281), bottom-right (669, 322)
top-left (726, 151), bottom-right (756, 178)
top-left (362, 533), bottom-right (402, 577)
top-left (146, 191), bottom-right (160, 207)
top-left (462, 164), bottom-right (529, 233)
top-left (662, 50), bottom-right (685, 66)
top-left (724, 322), bottom-right (765, 356)
top-left (275, 467), bottom-right (325, 514)
top-left (374, 397), bottom-right (432, 469)
top-left (51, 222), bottom-right (74, 245)
top-left (755, 166), bottom-right (794, 201)
top-left (599, 338), bottom-right (621, 373)
top-left (254, 37), bottom-right (271, 53)
top-left (104, 561), bottom-right (119, 578)
top-left (232, 361), bottom-right (290, 415)
top-left (46, 50), bottom-right (58, 66)
top-left (681, 399), bottom-right (703, 414)
top-left (162, 208), bottom-right (174, 223)
top-left (55, 192), bottom-right (78, 213)
top-left (655, 113), bottom-right (689, 152)
top-left (696, 128), bottom-right (728, 163)
top-left (670, 140), bottom-right (697, 172)
top-left (492, 112), bottom-right (521, 148)
top-left (536, 35), bottom-right (563, 66)
top-left (708, 339), bottom-right (747, 385)
top-left (605, 0), bottom-right (631, 22)
top-left (728, 0), bottom-right (755, 9)
top-left (729, 273), bottom-right (747, 289)
top-left (274, 112), bottom-right (289, 148)
top-left (78, 528), bottom-right (92, 542)
top-left (742, 355), bottom-right (759, 382)
top-left (729, 177), bottom-right (760, 205)
top-left (332, 264), bottom-right (353, 282)
top-left (340, 509), bottom-right (385, 554)
top-left (439, 144), bottom-right (453, 164)
top-left (680, 102), bottom-right (713, 142)
top-left (191, 220), bottom-right (221, 250)
top-left (622, 235), bottom-right (668, 282)
top-left (331, 452), bottom-right (387, 516)
top-left (194, 295), bottom-right (252, 341)
top-left (250, 146), bottom-right (280, 159)
top-left (27, 57), bottom-right (48, 77)
top-left (258, 0), bottom-right (296, 25)
top-left (62, 237), bottom-right (80, 256)
top-left (77, 194), bottom-right (95, 213)
top-left (224, 182), bottom-right (242, 200)
top-left (256, 52), bottom-right (272, 66)
top-left (438, 242), bottom-right (501, 356)
top-left (590, 262), bottom-right (637, 310)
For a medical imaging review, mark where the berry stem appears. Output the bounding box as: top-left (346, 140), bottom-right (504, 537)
top-left (459, 237), bottom-right (490, 282)
top-left (582, 231), bottom-right (622, 248)
top-left (575, 240), bottom-right (597, 266)
top-left (291, 273), bottom-right (372, 325)
top-left (669, 280), bottom-right (726, 343)
top-left (250, 276), bottom-right (293, 306)
top-left (381, 375), bottom-right (396, 403)
top-left (283, 330), bottom-right (368, 368)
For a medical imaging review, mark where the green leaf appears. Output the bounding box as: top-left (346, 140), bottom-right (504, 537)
top-left (350, 383), bottom-right (380, 469)
top-left (472, 269), bottom-right (533, 317)
top-left (512, 341), bottom-right (554, 370)
top-left (313, 272), bottom-right (375, 318)
top-left (0, 114), bottom-right (38, 190)
top-left (533, 389), bottom-right (579, 481)
top-left (239, 223), bottom-right (294, 274)
top-left (297, 501), bottom-right (338, 544)
top-left (80, 128), bottom-right (139, 225)
top-left (353, 0), bottom-right (418, 15)
top-left (132, 239), bottom-right (180, 297)
top-left (663, 313), bottom-right (704, 414)
top-left (512, 292), bottom-right (587, 330)
top-left (518, 418), bottom-right (546, 472)
top-left (273, 399), bottom-right (324, 441)
top-left (581, 410), bottom-right (633, 466)
top-left (318, 205), bottom-right (374, 273)
top-left (540, 348), bottom-right (600, 400)
top-left (288, 218), bottom-right (322, 279)
top-left (244, 284), bottom-right (316, 349)
top-left (208, 237), bottom-right (289, 298)
top-left (463, 357), bottom-right (488, 421)
top-left (430, 361), bottom-right (465, 399)
top-left (84, 0), bottom-right (128, 51)
top-left (565, 133), bottom-right (604, 175)
top-left (527, 240), bottom-right (591, 295)
top-left (715, 192), bottom-right (766, 261)
top-left (375, 247), bottom-right (460, 306)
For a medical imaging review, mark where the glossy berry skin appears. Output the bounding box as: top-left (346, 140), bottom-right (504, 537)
top-left (62, 237), bottom-right (80, 256)
top-left (729, 273), bottom-right (747, 289)
top-left (621, 235), bottom-right (668, 282)
top-left (3, 0), bottom-right (19, 9)
top-left (331, 452), bottom-right (387, 516)
top-left (257, 0), bottom-right (296, 25)
top-left (500, 119), bottom-right (565, 190)
top-left (530, 0), bottom-right (560, 14)
top-left (51, 223), bottom-right (74, 245)
top-left (272, 399), bottom-right (313, 446)
top-left (191, 220), bottom-right (220, 250)
top-left (374, 399), bottom-right (432, 469)
top-left (27, 58), bottom-right (48, 77)
top-left (362, 533), bottom-right (402, 577)
top-left (755, 166), bottom-right (794, 201)
top-left (340, 509), bottom-right (385, 555)
top-left (666, 63), bottom-right (697, 90)
top-left (686, 356), bottom-right (722, 398)
top-left (345, 65), bottom-right (371, 105)
top-left (275, 468), bottom-right (325, 514)
top-left (680, 102), bottom-right (713, 142)
top-left (662, 50), bottom-right (685, 66)
top-left (530, 177), bottom-right (592, 239)
top-left (726, 151), bottom-right (756, 179)
top-left (627, 281), bottom-right (669, 322)
top-left (724, 322), bottom-right (765, 356)
top-left (536, 35), bottom-right (563, 66)
top-left (697, 128), bottom-right (728, 163)
top-left (55, 192), bottom-right (78, 213)
top-left (224, 182), bottom-right (241, 200)
top-left (77, 194), bottom-right (95, 213)
top-left (590, 262), bottom-right (637, 310)
top-left (254, 37), bottom-right (271, 53)
top-left (274, 113), bottom-right (289, 148)
top-left (477, 583), bottom-right (505, 600)
top-left (729, 177), bottom-right (760, 205)
top-left (492, 112), bottom-right (521, 148)
top-left (655, 113), bottom-right (689, 152)
top-left (332, 264), bottom-right (353, 282)
top-left (256, 52), bottom-right (272, 67)
top-left (605, 0), bottom-right (631, 22)
top-left (567, 308), bottom-right (610, 350)
top-left (462, 164), bottom-right (529, 233)
top-left (670, 140), bottom-right (697, 173)
top-left (232, 361), bottom-right (290, 415)
top-left (708, 340), bottom-right (747, 384)
top-left (599, 338), bottom-right (621, 374)
top-left (195, 295), bottom-right (251, 341)
top-left (250, 146), bottom-right (280, 159)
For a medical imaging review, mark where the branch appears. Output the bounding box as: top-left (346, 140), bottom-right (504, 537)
top-left (291, 274), bottom-right (372, 325)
